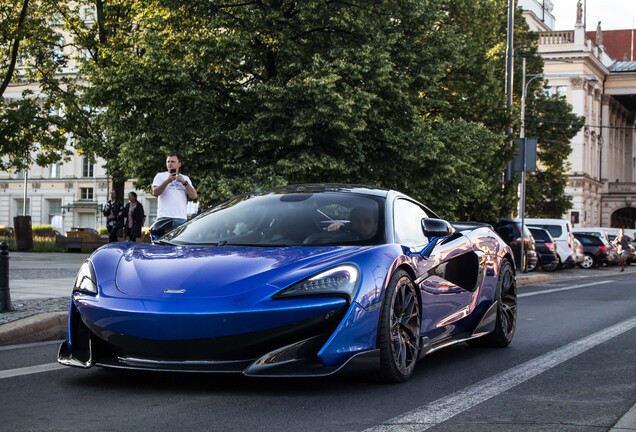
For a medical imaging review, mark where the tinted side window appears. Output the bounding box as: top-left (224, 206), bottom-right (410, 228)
top-left (577, 235), bottom-right (601, 245)
top-left (495, 224), bottom-right (516, 244)
top-left (530, 229), bottom-right (549, 241)
top-left (394, 199), bottom-right (429, 247)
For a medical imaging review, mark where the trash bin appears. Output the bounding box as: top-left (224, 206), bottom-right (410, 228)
top-left (13, 215), bottom-right (33, 251)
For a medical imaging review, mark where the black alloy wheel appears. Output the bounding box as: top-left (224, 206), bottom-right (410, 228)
top-left (377, 270), bottom-right (421, 383)
top-left (469, 259), bottom-right (517, 347)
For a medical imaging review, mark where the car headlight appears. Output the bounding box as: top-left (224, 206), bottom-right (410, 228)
top-left (275, 265), bottom-right (360, 301)
top-left (73, 260), bottom-right (98, 295)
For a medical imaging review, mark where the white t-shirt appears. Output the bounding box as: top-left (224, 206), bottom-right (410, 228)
top-left (152, 171), bottom-right (193, 219)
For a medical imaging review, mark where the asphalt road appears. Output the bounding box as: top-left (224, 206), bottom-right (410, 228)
top-left (0, 271), bottom-right (635, 432)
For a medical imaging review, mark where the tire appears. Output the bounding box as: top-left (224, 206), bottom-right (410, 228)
top-left (468, 259), bottom-right (517, 347)
top-left (541, 262), bottom-right (558, 272)
top-left (377, 270), bottom-right (421, 383)
top-left (526, 259), bottom-right (537, 272)
top-left (579, 253), bottom-right (595, 269)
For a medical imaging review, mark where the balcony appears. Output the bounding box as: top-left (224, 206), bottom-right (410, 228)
top-left (539, 31), bottom-right (575, 45)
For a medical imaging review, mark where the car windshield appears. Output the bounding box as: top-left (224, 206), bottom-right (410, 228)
top-left (161, 192), bottom-right (384, 246)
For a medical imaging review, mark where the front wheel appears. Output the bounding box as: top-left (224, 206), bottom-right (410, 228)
top-left (579, 254), bottom-right (595, 269)
top-left (377, 270), bottom-right (421, 383)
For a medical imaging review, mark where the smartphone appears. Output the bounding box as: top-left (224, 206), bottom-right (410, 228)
top-left (170, 168), bottom-right (177, 175)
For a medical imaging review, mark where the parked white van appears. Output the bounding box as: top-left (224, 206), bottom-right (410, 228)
top-left (572, 227), bottom-right (611, 243)
top-left (525, 218), bottom-right (576, 268)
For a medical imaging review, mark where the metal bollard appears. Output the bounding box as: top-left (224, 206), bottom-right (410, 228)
top-left (0, 241), bottom-right (14, 312)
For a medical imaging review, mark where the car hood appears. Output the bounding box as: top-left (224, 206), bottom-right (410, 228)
top-left (114, 243), bottom-right (365, 299)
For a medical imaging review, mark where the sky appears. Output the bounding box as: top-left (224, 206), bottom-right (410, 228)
top-left (551, 0), bottom-right (636, 30)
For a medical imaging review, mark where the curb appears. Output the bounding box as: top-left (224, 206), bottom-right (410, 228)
top-left (0, 311), bottom-right (67, 346)
top-left (516, 273), bottom-right (553, 286)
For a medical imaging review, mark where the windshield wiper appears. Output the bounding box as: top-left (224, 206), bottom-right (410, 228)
top-left (154, 239), bottom-right (178, 246)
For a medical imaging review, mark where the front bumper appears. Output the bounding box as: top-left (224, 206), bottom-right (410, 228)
top-left (58, 297), bottom-right (381, 376)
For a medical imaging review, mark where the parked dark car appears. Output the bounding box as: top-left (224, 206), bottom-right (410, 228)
top-left (572, 233), bottom-right (610, 269)
top-left (528, 227), bottom-right (559, 272)
top-left (492, 218), bottom-right (538, 272)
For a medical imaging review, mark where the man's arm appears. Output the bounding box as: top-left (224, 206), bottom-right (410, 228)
top-left (184, 182), bottom-right (197, 200)
top-left (176, 174), bottom-right (197, 200)
top-left (152, 174), bottom-right (174, 197)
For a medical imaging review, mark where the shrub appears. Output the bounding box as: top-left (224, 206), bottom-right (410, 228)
top-left (32, 224), bottom-right (57, 237)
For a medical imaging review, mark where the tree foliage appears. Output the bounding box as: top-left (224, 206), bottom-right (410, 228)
top-left (71, 0), bottom-right (510, 220)
top-left (1, 0), bottom-right (584, 222)
top-left (0, 0), bottom-right (76, 171)
top-left (524, 94), bottom-right (584, 217)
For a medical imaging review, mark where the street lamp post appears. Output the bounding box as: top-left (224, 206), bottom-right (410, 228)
top-left (519, 58), bottom-right (534, 273)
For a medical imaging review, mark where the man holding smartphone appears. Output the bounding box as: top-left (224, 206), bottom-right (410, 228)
top-left (151, 153), bottom-right (198, 235)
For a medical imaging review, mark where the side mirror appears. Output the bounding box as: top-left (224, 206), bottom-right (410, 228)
top-left (421, 218), bottom-right (455, 238)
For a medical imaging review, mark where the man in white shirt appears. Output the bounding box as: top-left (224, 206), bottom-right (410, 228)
top-left (151, 153), bottom-right (198, 235)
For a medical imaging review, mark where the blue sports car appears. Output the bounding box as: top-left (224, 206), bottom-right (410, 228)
top-left (58, 184), bottom-right (517, 382)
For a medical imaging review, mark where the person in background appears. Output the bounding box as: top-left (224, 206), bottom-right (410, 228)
top-left (612, 228), bottom-right (632, 272)
top-left (123, 191), bottom-right (145, 242)
top-left (151, 153), bottom-right (197, 237)
top-left (102, 189), bottom-right (123, 243)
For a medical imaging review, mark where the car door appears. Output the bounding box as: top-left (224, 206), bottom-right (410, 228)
top-left (393, 199), bottom-right (479, 342)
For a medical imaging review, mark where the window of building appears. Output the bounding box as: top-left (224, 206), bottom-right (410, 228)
top-left (47, 199), bottom-right (62, 225)
top-left (15, 198), bottom-right (31, 216)
top-left (556, 85), bottom-right (568, 97)
top-left (49, 164), bottom-right (62, 178)
top-left (82, 158), bottom-right (94, 178)
top-left (80, 187), bottom-right (94, 200)
top-left (81, 7), bottom-right (96, 22)
top-left (146, 198), bottom-right (157, 226)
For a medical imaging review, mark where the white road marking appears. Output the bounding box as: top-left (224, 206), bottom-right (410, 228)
top-left (519, 280), bottom-right (614, 298)
top-left (0, 363), bottom-right (66, 380)
top-left (364, 315), bottom-right (636, 432)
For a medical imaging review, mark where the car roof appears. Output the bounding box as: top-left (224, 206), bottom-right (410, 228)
top-left (251, 183), bottom-right (392, 198)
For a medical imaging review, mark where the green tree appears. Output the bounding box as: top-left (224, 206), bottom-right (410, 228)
top-left (524, 93), bottom-right (584, 217)
top-left (79, 0), bottom-right (509, 221)
top-left (0, 0), bottom-right (74, 171)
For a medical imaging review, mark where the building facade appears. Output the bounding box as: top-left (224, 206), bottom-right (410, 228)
top-left (521, 0), bottom-right (636, 229)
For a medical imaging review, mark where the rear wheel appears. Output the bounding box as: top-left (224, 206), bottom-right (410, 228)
top-left (377, 270), bottom-right (421, 383)
top-left (579, 253), bottom-right (595, 269)
top-left (542, 261), bottom-right (558, 272)
top-left (469, 259), bottom-right (517, 347)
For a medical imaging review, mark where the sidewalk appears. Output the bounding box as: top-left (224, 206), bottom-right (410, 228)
top-left (0, 251), bottom-right (88, 344)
